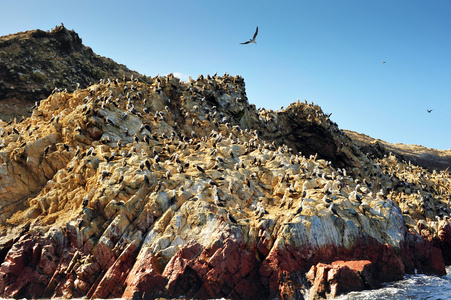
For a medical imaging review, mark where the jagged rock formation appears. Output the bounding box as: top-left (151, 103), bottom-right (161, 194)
top-left (0, 73), bottom-right (450, 300)
top-left (0, 28), bottom-right (451, 300)
top-left (345, 129), bottom-right (451, 172)
top-left (0, 24), bottom-right (144, 122)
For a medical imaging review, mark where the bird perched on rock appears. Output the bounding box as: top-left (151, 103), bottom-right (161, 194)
top-left (322, 195), bottom-right (332, 203)
top-left (44, 145), bottom-right (51, 156)
top-left (195, 164), bottom-right (206, 174)
top-left (86, 147), bottom-right (95, 156)
top-left (144, 174), bottom-right (150, 185)
top-left (241, 26), bottom-right (258, 45)
top-left (145, 159), bottom-right (151, 170)
top-left (295, 202), bottom-right (303, 215)
top-left (227, 212), bottom-right (238, 224)
top-left (82, 197), bottom-right (89, 208)
top-left (329, 202), bottom-right (339, 216)
top-left (75, 146), bottom-right (81, 157)
top-left (101, 170), bottom-right (112, 178)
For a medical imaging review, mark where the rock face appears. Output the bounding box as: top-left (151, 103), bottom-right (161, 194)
top-left (0, 29), bottom-right (451, 300)
top-left (0, 24), bottom-right (144, 122)
top-left (344, 129), bottom-right (451, 172)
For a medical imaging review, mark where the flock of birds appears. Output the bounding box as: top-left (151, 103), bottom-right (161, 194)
top-left (1, 70), bottom-right (447, 236)
top-left (241, 26), bottom-right (434, 114)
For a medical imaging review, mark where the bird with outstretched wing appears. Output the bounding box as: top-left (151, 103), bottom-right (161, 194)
top-left (241, 26), bottom-right (258, 44)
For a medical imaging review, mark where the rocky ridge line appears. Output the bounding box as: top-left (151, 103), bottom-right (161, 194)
top-left (0, 24), bottom-right (145, 122)
top-left (344, 129), bottom-right (451, 172)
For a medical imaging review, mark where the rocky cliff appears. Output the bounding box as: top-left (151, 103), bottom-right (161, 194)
top-left (0, 28), bottom-right (451, 300)
top-left (344, 129), bottom-right (451, 172)
top-left (0, 24), bottom-right (144, 122)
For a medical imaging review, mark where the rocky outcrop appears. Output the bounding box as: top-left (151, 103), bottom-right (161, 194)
top-left (306, 260), bottom-right (377, 299)
top-left (0, 28), bottom-right (451, 300)
top-left (0, 24), bottom-right (144, 122)
top-left (344, 129), bottom-right (451, 172)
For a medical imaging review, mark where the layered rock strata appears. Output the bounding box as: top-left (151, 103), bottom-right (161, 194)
top-left (0, 73), bottom-right (450, 300)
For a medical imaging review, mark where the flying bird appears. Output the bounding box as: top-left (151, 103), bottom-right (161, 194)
top-left (382, 61), bottom-right (386, 64)
top-left (241, 26), bottom-right (258, 45)
top-left (427, 109), bottom-right (433, 113)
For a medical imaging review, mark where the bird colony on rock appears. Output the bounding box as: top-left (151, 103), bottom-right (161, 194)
top-left (0, 73), bottom-right (450, 300)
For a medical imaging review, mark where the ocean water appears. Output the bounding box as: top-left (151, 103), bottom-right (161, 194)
top-left (336, 266), bottom-right (451, 300)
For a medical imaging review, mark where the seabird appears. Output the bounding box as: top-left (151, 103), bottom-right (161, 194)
top-left (427, 109), bottom-right (432, 113)
top-left (329, 202), bottom-right (338, 216)
top-left (295, 203), bottom-right (303, 215)
top-left (101, 170), bottom-right (112, 178)
top-left (196, 164), bottom-right (206, 174)
top-left (145, 159), bottom-right (151, 169)
top-left (144, 174), bottom-right (150, 185)
top-left (44, 145), bottom-right (51, 156)
top-left (240, 26), bottom-right (258, 45)
top-left (86, 147), bottom-right (95, 156)
top-left (227, 212), bottom-right (238, 224)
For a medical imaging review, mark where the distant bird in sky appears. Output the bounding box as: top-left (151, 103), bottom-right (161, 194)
top-left (427, 109), bottom-right (433, 113)
top-left (382, 61), bottom-right (386, 64)
top-left (241, 26), bottom-right (258, 45)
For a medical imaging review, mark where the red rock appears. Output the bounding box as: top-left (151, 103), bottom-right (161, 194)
top-left (430, 246), bottom-right (446, 275)
top-left (437, 222), bottom-right (451, 264)
top-left (374, 244), bottom-right (405, 282)
top-left (88, 126), bottom-right (102, 140)
top-left (307, 260), bottom-right (376, 299)
top-left (122, 250), bottom-right (167, 300)
top-left (406, 230), bottom-right (446, 276)
top-left (91, 242), bottom-right (139, 299)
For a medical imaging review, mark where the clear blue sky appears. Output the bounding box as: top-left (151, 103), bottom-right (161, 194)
top-left (1, 0), bottom-right (450, 150)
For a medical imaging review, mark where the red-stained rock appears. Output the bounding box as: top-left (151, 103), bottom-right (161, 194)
top-left (91, 242), bottom-right (139, 299)
top-left (406, 230), bottom-right (446, 276)
top-left (122, 250), bottom-right (167, 300)
top-left (307, 260), bottom-right (376, 299)
top-left (306, 263), bottom-right (329, 299)
top-left (437, 222), bottom-right (451, 264)
top-left (259, 246), bottom-right (305, 299)
top-left (163, 242), bottom-right (203, 297)
top-left (430, 246), bottom-right (446, 275)
top-left (88, 126), bottom-right (102, 140)
top-left (0, 232), bottom-right (62, 299)
top-left (331, 260), bottom-right (377, 288)
top-left (176, 238), bottom-right (267, 299)
top-left (374, 243), bottom-right (405, 282)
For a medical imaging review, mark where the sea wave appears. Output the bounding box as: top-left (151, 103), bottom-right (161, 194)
top-left (336, 266), bottom-right (451, 300)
